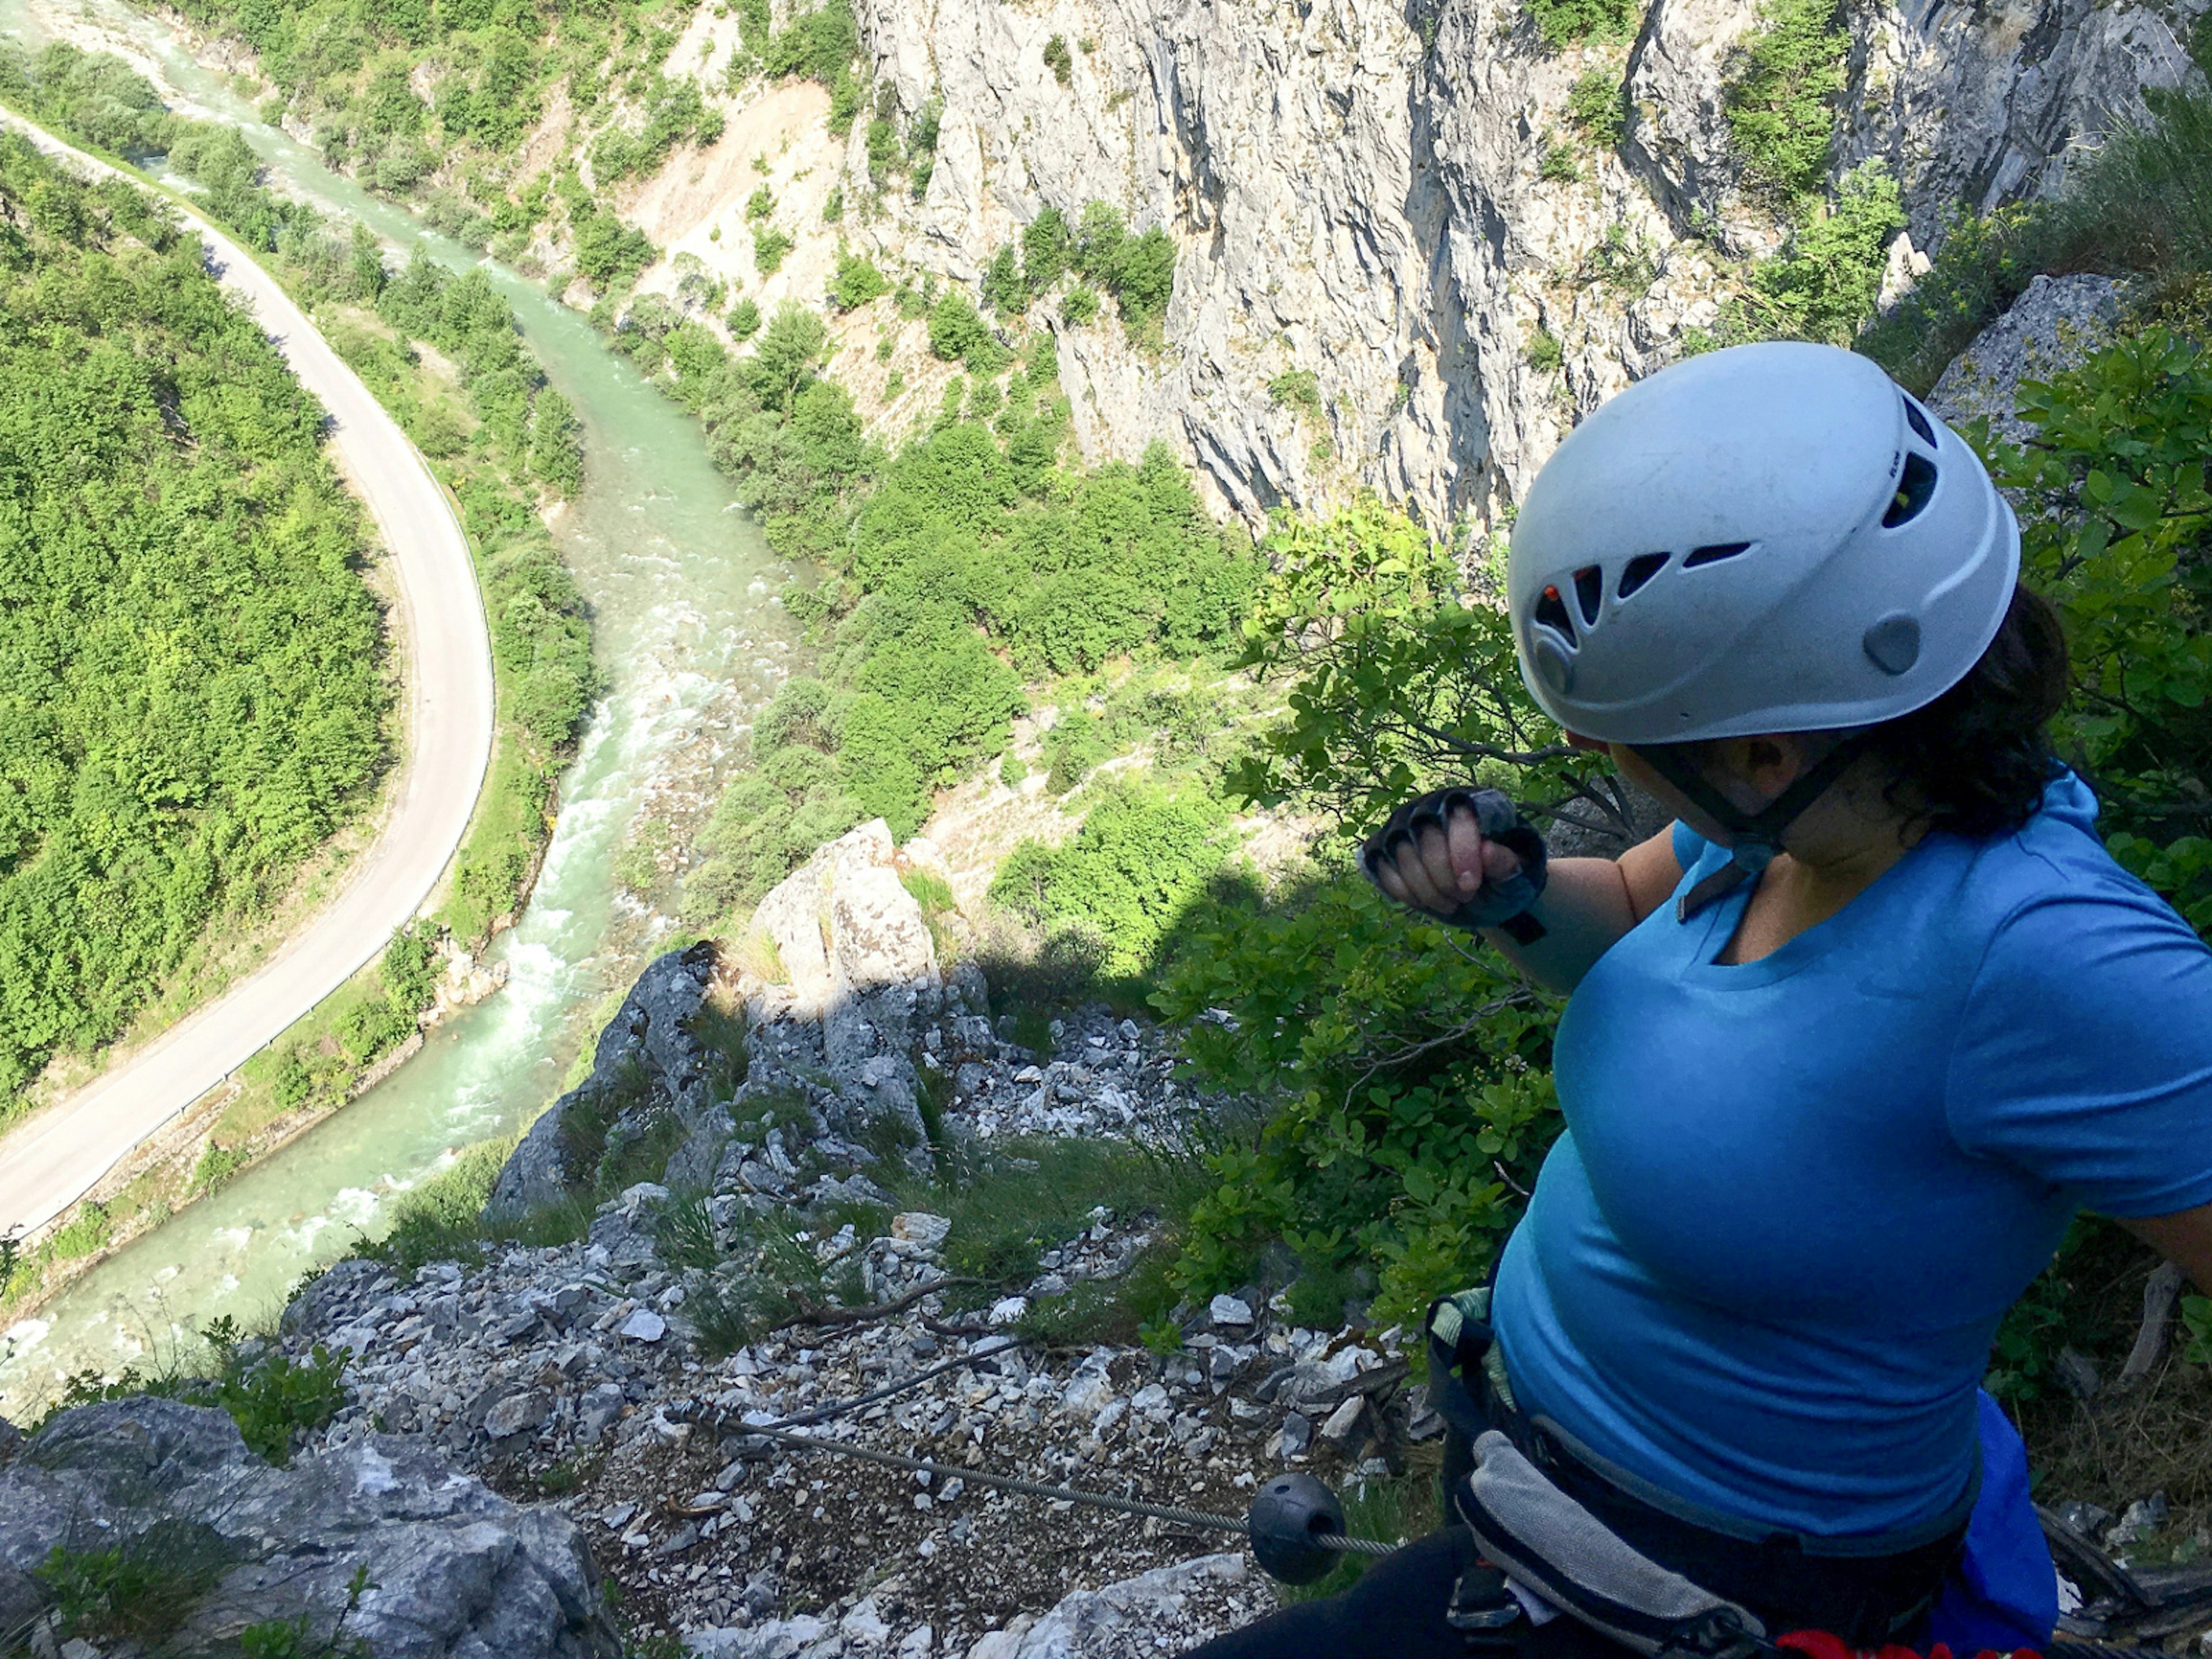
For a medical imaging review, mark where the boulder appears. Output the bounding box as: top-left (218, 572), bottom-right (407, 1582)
top-left (962, 1555), bottom-right (1252, 1659)
top-left (750, 822), bottom-right (939, 1016)
top-left (1929, 274), bottom-right (2123, 446)
top-left (484, 943), bottom-right (717, 1225)
top-left (747, 822), bottom-right (941, 1132)
top-left (0, 1397), bottom-right (618, 1658)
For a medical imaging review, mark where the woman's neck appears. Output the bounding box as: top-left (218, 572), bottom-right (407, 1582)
top-left (1718, 781), bottom-right (1923, 965)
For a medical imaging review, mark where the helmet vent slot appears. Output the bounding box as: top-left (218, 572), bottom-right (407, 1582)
top-left (1533, 585), bottom-right (1577, 645)
top-left (1902, 397), bottom-right (1937, 449)
top-left (1683, 541), bottom-right (1751, 568)
top-left (1616, 552), bottom-right (1669, 599)
top-left (1573, 566), bottom-right (1604, 626)
top-left (1884, 453), bottom-right (1938, 527)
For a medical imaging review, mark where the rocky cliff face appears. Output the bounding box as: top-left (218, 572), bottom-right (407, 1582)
top-left (0, 1397), bottom-right (619, 1658)
top-left (622, 0), bottom-right (2206, 529)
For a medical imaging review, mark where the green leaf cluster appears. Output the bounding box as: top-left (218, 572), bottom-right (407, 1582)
top-left (990, 779), bottom-right (1233, 976)
top-left (586, 74), bottom-right (719, 184)
top-left (1154, 871), bottom-right (1562, 1332)
top-left (1736, 163), bottom-right (1904, 346)
top-left (1139, 502), bottom-right (1676, 1327)
top-left (829, 248), bottom-right (891, 310)
top-left (1066, 201), bottom-right (1177, 336)
top-left (1524, 0), bottom-right (1641, 49)
top-left (1566, 65), bottom-right (1626, 146)
top-left (0, 135), bottom-right (389, 1107)
top-left (1721, 0), bottom-right (1846, 204)
top-left (1986, 328), bottom-right (2212, 931)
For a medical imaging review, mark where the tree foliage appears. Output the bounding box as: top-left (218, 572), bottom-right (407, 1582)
top-left (0, 135), bottom-right (388, 1105)
top-left (1722, 0), bottom-right (1847, 204)
top-left (1735, 164), bottom-right (1905, 346)
top-left (991, 779), bottom-right (1233, 975)
top-left (1984, 329), bottom-right (2212, 930)
top-left (1146, 503), bottom-right (1637, 1327)
top-left (1524, 0), bottom-right (1641, 49)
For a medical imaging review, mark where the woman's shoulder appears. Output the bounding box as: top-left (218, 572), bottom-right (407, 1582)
top-left (1964, 770), bottom-right (2186, 929)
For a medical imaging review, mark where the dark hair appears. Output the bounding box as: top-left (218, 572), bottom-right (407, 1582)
top-left (1863, 583), bottom-right (2070, 839)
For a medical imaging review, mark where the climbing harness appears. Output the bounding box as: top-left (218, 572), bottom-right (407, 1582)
top-left (1424, 1289), bottom-right (1976, 1653)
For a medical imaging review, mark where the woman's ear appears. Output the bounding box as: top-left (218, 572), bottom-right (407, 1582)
top-left (1707, 734), bottom-right (1809, 806)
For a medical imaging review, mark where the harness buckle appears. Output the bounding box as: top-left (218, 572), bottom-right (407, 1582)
top-left (1446, 1563), bottom-right (1528, 1650)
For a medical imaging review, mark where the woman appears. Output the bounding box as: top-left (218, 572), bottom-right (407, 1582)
top-left (1198, 343), bottom-right (2212, 1656)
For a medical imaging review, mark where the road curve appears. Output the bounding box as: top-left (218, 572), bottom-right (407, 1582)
top-left (0, 113), bottom-right (497, 1243)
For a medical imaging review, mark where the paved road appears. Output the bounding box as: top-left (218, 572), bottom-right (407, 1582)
top-left (0, 114), bottom-right (497, 1243)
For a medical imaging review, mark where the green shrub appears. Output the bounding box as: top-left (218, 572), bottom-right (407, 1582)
top-left (753, 226), bottom-right (795, 274)
top-left (990, 779), bottom-right (1232, 976)
top-left (35, 1530), bottom-right (228, 1648)
top-left (1061, 284), bottom-right (1100, 325)
top-left (1268, 368), bottom-right (1323, 417)
top-left (1135, 502), bottom-right (1618, 1323)
top-left (728, 297), bottom-right (764, 339)
top-left (1722, 0), bottom-right (1847, 204)
top-left (1527, 327), bottom-right (1564, 370)
top-left (746, 185), bottom-right (775, 221)
top-left (830, 249), bottom-right (891, 309)
top-left (1024, 206), bottom-right (1071, 291)
top-left (1538, 134), bottom-right (1582, 183)
top-left (1042, 710), bottom-right (1112, 793)
top-left (1567, 66), bottom-right (1626, 145)
top-left (1989, 328), bottom-right (2212, 931)
top-left (927, 290), bottom-right (991, 360)
top-left (1735, 163), bottom-right (1904, 345)
top-left (1584, 222), bottom-right (1656, 292)
top-left (192, 1141), bottom-right (252, 1192)
top-left (215, 1344), bottom-right (350, 1465)
top-left (999, 752), bottom-right (1029, 786)
top-left (1043, 33), bottom-right (1073, 85)
top-left (1524, 0), bottom-right (1639, 48)
top-left (983, 243), bottom-right (1028, 315)
top-left (49, 1202), bottom-right (112, 1260)
top-left (763, 0), bottom-right (860, 85)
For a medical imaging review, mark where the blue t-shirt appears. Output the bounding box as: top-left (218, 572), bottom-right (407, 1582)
top-left (1492, 772), bottom-right (2212, 1538)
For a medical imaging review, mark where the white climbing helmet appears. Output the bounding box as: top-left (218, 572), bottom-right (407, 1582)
top-left (1506, 340), bottom-right (2020, 747)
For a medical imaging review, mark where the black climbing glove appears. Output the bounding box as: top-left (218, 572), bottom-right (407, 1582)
top-left (1361, 788), bottom-right (1549, 944)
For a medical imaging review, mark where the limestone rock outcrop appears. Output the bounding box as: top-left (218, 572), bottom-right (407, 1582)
top-left (0, 1397), bottom-right (619, 1659)
top-left (635, 0), bottom-right (2207, 532)
top-left (484, 941), bottom-right (718, 1224)
top-left (743, 819), bottom-right (944, 1137)
top-left (1927, 271), bottom-right (2122, 444)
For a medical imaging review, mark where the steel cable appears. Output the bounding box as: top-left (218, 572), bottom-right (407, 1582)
top-left (721, 1420), bottom-right (1396, 1558)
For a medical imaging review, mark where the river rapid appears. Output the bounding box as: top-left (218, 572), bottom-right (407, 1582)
top-left (0, 0), bottom-right (797, 1412)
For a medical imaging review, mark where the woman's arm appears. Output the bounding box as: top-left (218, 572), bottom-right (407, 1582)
top-left (1370, 802), bottom-right (1683, 993)
top-left (2118, 1205), bottom-right (2212, 1293)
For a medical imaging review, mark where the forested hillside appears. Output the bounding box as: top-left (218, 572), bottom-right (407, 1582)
top-left (0, 134), bottom-right (388, 1113)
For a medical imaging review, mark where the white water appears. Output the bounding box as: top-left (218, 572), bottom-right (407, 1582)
top-left (0, 0), bottom-right (797, 1411)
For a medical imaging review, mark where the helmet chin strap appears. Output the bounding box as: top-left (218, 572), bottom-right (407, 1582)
top-left (1633, 732), bottom-right (1880, 922)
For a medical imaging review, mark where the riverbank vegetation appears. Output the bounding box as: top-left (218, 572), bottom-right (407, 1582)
top-left (9, 41), bottom-right (599, 942)
top-left (596, 293), bottom-right (1260, 923)
top-left (0, 133), bottom-right (388, 1116)
top-left (0, 56), bottom-right (600, 1324)
top-left (152, 0), bottom-right (868, 295)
